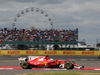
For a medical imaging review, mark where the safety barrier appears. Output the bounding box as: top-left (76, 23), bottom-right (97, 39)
top-left (0, 50), bottom-right (100, 55)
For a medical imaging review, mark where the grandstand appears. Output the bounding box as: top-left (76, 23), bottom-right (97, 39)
top-left (0, 28), bottom-right (78, 50)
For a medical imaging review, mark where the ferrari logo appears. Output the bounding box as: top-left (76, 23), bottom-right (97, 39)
top-left (57, 62), bottom-right (59, 64)
top-left (41, 62), bottom-right (43, 65)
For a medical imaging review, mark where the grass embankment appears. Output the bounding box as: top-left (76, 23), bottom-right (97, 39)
top-left (16, 71), bottom-right (100, 75)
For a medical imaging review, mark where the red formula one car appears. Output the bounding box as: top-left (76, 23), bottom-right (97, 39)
top-left (18, 56), bottom-right (84, 69)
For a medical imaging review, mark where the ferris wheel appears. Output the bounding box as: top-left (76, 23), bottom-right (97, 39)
top-left (12, 7), bottom-right (53, 29)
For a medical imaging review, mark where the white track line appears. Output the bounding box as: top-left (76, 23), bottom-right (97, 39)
top-left (44, 68), bottom-right (67, 70)
top-left (0, 68), bottom-right (13, 70)
top-left (94, 69), bottom-right (100, 70)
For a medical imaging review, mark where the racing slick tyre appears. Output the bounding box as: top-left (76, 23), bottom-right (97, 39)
top-left (64, 62), bottom-right (74, 69)
top-left (21, 62), bottom-right (29, 69)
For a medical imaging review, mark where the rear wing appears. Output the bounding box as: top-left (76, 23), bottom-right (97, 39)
top-left (18, 57), bottom-right (26, 64)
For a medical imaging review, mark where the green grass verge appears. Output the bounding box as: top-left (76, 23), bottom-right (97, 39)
top-left (16, 71), bottom-right (100, 75)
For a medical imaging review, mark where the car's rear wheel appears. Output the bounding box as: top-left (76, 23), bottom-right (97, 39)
top-left (64, 62), bottom-right (74, 69)
top-left (21, 62), bottom-right (29, 69)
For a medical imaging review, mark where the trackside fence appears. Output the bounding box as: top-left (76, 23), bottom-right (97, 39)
top-left (0, 50), bottom-right (100, 55)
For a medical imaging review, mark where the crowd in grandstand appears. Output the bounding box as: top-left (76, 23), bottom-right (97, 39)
top-left (0, 28), bottom-right (78, 42)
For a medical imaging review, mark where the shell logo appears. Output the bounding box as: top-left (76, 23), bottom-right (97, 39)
top-left (45, 62), bottom-right (47, 65)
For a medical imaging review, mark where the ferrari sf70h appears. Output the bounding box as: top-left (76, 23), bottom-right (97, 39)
top-left (18, 56), bottom-right (84, 69)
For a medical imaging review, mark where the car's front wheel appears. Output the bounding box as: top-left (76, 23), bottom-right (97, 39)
top-left (64, 62), bottom-right (74, 69)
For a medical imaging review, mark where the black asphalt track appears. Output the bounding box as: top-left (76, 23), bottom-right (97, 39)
top-left (0, 55), bottom-right (100, 60)
top-left (0, 55), bottom-right (100, 75)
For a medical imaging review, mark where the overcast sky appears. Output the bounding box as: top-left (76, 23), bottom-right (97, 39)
top-left (0, 0), bottom-right (100, 45)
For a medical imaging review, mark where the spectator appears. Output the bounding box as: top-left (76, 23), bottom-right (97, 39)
top-left (0, 28), bottom-right (78, 42)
